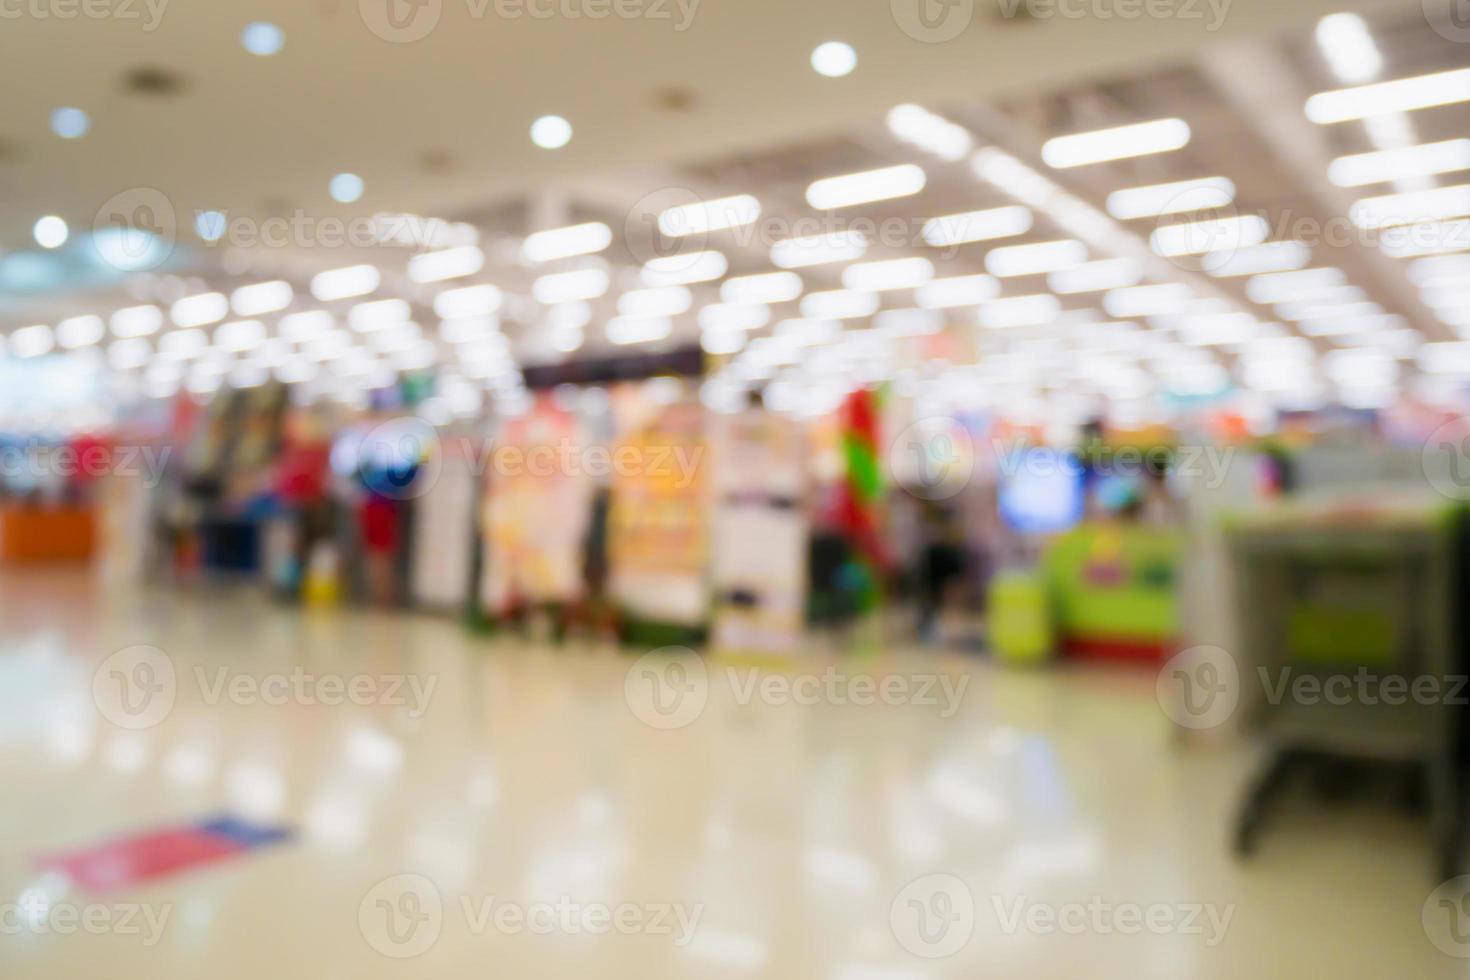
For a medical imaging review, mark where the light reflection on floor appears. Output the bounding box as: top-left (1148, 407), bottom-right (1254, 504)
top-left (0, 569), bottom-right (1452, 978)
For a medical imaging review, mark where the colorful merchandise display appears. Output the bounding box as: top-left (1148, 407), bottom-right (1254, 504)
top-left (607, 395), bottom-right (708, 634)
top-left (1042, 523), bottom-right (1182, 663)
top-left (708, 407), bottom-right (807, 658)
top-left (480, 396), bottom-right (593, 617)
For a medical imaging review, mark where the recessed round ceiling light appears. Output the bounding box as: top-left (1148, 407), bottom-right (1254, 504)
top-left (34, 215), bottom-right (68, 249)
top-left (811, 41), bottom-right (856, 78)
top-left (50, 107), bottom-right (90, 139)
top-left (530, 115), bottom-right (573, 150)
top-left (330, 172), bottom-right (365, 204)
top-left (242, 22), bottom-right (285, 56)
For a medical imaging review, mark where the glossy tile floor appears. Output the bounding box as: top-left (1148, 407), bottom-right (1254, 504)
top-left (0, 569), bottom-right (1455, 978)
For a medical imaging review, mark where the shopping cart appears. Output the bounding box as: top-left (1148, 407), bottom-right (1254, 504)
top-left (1225, 496), bottom-right (1466, 880)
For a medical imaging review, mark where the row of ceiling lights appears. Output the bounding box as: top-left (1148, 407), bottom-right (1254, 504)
top-left (18, 14), bottom-right (1470, 409)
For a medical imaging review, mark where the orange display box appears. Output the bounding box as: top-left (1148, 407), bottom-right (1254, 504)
top-left (0, 506), bottom-right (98, 563)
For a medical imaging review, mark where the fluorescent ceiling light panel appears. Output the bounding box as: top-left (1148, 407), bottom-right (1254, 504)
top-left (159, 328), bottom-right (208, 358)
top-left (874, 308), bottom-right (944, 337)
top-left (11, 324), bottom-right (54, 358)
top-left (1275, 300), bottom-right (1382, 322)
top-left (1246, 268), bottom-right (1347, 304)
top-left (1418, 341), bottom-right (1470, 374)
top-left (1350, 184), bottom-right (1470, 229)
top-left (980, 294), bottom-right (1061, 328)
top-left (985, 239), bottom-right (1087, 277)
top-left (771, 231), bottom-right (868, 269)
top-left (1203, 241), bottom-right (1312, 277)
top-left (800, 289), bottom-right (880, 320)
top-left (698, 303), bottom-right (771, 331)
top-left (533, 267), bottom-right (610, 304)
top-left (842, 257), bottom-right (934, 291)
top-left (348, 298), bottom-right (411, 332)
top-left (409, 245), bottom-right (485, 283)
top-left (1041, 118), bottom-right (1191, 169)
top-left (521, 223), bottom-right (611, 263)
top-left (805, 164), bottom-right (926, 210)
top-left (618, 286), bottom-right (693, 318)
top-left (915, 274), bottom-right (1000, 309)
top-left (170, 292), bottom-right (230, 328)
top-left (640, 250), bottom-right (728, 287)
top-left (721, 271), bottom-right (803, 305)
top-left (1379, 219), bottom-right (1470, 258)
top-left (886, 104), bottom-right (972, 161)
top-left (230, 281), bottom-right (293, 316)
top-left (1329, 139), bottom-right (1470, 187)
top-left (111, 305), bottom-right (164, 338)
top-left (1150, 215), bottom-right (1269, 257)
top-left (606, 316), bottom-right (673, 346)
top-left (1048, 257), bottom-right (1142, 294)
top-left (1299, 312), bottom-right (1405, 337)
top-left (1103, 284), bottom-right (1193, 318)
top-left (1315, 13), bottom-right (1382, 85)
top-left (1106, 177), bottom-right (1236, 220)
top-left (433, 284), bottom-right (503, 320)
top-left (279, 311), bottom-right (335, 342)
top-left (657, 195), bottom-right (760, 237)
top-left (1408, 254), bottom-right (1470, 287)
top-left (1305, 68), bottom-right (1470, 123)
top-left (215, 319), bottom-right (267, 353)
top-left (311, 264), bottom-right (380, 301)
top-left (56, 315), bottom-right (104, 349)
top-left (921, 206), bottom-right (1032, 247)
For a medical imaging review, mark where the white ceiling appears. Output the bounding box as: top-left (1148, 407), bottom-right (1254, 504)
top-left (1, 0), bottom-right (1385, 277)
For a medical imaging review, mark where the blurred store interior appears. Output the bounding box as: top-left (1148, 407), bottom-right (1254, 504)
top-left (3, 1), bottom-right (1470, 976)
